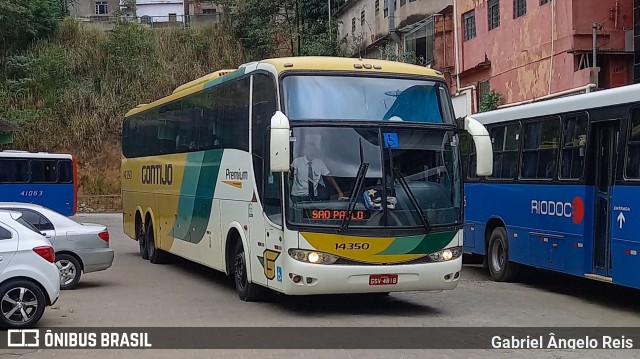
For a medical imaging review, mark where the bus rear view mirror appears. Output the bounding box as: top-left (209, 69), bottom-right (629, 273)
top-left (270, 111), bottom-right (291, 173)
top-left (464, 116), bottom-right (493, 177)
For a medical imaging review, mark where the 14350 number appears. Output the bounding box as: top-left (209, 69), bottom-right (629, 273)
top-left (335, 242), bottom-right (370, 250)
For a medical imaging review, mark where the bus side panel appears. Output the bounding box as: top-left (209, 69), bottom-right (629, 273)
top-left (610, 185), bottom-right (640, 288)
top-left (464, 183), bottom-right (593, 276)
top-left (0, 183), bottom-right (75, 216)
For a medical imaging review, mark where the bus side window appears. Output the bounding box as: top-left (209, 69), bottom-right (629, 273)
top-left (58, 160), bottom-right (73, 183)
top-left (561, 113), bottom-right (588, 180)
top-left (251, 73), bottom-right (280, 224)
top-left (626, 108), bottom-right (640, 179)
top-left (521, 118), bottom-right (559, 179)
top-left (30, 160), bottom-right (57, 183)
top-left (0, 159), bottom-right (29, 183)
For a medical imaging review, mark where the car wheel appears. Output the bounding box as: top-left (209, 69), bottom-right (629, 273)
top-left (233, 240), bottom-right (264, 302)
top-left (146, 222), bottom-right (169, 264)
top-left (0, 279), bottom-right (47, 329)
top-left (56, 254), bottom-right (82, 290)
top-left (137, 222), bottom-right (149, 260)
top-left (487, 227), bottom-right (519, 282)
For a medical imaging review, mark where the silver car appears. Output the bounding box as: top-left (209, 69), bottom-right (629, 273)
top-left (0, 203), bottom-right (114, 290)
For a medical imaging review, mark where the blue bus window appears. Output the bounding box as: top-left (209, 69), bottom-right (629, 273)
top-left (58, 160), bottom-right (73, 183)
top-left (31, 160), bottom-right (57, 183)
top-left (0, 159), bottom-right (29, 183)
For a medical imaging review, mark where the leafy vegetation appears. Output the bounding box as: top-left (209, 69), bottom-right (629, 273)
top-left (221, 0), bottom-right (346, 60)
top-left (479, 90), bottom-right (502, 112)
top-left (0, 19), bottom-right (245, 193)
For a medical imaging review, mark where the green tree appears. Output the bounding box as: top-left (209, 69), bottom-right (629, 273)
top-left (0, 0), bottom-right (62, 55)
top-left (479, 90), bottom-right (502, 112)
top-left (222, 0), bottom-right (345, 60)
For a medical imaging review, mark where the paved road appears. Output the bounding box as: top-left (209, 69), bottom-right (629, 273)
top-left (4, 213), bottom-right (640, 358)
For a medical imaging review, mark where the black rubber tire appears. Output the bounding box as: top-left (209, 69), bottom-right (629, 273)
top-left (147, 222), bottom-right (169, 264)
top-left (0, 279), bottom-right (47, 329)
top-left (487, 227), bottom-right (519, 282)
top-left (138, 220), bottom-right (149, 260)
top-left (56, 253), bottom-right (82, 290)
top-left (233, 240), bottom-right (265, 302)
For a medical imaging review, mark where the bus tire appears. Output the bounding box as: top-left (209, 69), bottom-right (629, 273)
top-left (137, 221), bottom-right (149, 260)
top-left (487, 227), bottom-right (519, 282)
top-left (233, 240), bottom-right (264, 302)
top-left (146, 222), bottom-right (169, 264)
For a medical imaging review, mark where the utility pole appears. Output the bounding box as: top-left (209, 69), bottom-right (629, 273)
top-left (592, 21), bottom-right (598, 69)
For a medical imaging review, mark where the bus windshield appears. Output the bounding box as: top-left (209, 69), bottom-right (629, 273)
top-left (285, 127), bottom-right (462, 230)
top-left (283, 75), bottom-right (454, 123)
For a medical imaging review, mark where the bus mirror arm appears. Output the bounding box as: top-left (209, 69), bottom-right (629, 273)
top-left (464, 116), bottom-right (493, 177)
top-left (270, 111), bottom-right (291, 173)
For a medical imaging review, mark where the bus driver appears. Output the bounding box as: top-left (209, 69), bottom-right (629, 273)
top-left (290, 142), bottom-right (346, 202)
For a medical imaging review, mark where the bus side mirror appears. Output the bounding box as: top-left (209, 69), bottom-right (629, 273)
top-left (464, 116), bottom-right (493, 177)
top-left (270, 111), bottom-right (291, 173)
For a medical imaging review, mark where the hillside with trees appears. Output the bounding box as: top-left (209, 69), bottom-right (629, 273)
top-left (0, 0), bottom-right (345, 195)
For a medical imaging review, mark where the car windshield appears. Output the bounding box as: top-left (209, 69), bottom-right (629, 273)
top-left (285, 127), bottom-right (462, 230)
top-left (283, 75), bottom-right (454, 123)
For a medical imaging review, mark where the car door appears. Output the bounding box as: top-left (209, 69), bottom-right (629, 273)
top-left (0, 222), bottom-right (19, 275)
top-left (8, 209), bottom-right (56, 243)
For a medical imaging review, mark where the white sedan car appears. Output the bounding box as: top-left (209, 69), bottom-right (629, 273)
top-left (0, 203), bottom-right (114, 290)
top-left (0, 210), bottom-right (60, 328)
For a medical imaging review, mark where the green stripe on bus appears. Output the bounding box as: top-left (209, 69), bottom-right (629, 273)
top-left (376, 231), bottom-right (457, 255)
top-left (203, 68), bottom-right (246, 90)
top-left (171, 150), bottom-right (223, 244)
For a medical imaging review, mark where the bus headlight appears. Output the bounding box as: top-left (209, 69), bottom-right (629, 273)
top-left (428, 247), bottom-right (462, 262)
top-left (289, 249), bottom-right (339, 264)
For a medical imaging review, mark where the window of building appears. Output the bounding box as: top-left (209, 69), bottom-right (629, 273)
top-left (514, 0), bottom-right (527, 18)
top-left (489, 124), bottom-right (520, 179)
top-left (540, 0), bottom-right (552, 5)
top-left (169, 13), bottom-right (177, 22)
top-left (352, 17), bottom-right (356, 33)
top-left (478, 79), bottom-right (490, 102)
top-left (521, 118), bottom-right (560, 179)
top-left (463, 10), bottom-right (476, 41)
top-left (405, 18), bottom-right (435, 65)
top-left (488, 0), bottom-right (500, 30)
top-left (400, 0), bottom-right (406, 6)
top-left (626, 108), bottom-right (640, 178)
top-left (95, 1), bottom-right (108, 15)
top-left (202, 9), bottom-right (217, 14)
top-left (560, 113), bottom-right (588, 179)
top-left (384, 0), bottom-right (388, 18)
top-left (361, 9), bottom-right (365, 27)
top-left (375, 0), bottom-right (380, 15)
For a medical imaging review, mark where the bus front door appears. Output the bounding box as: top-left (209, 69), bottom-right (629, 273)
top-left (591, 121), bottom-right (618, 278)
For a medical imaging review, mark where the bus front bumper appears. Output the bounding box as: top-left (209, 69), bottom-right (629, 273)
top-left (279, 256), bottom-right (462, 295)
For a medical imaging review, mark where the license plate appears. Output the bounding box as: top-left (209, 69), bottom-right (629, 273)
top-left (369, 274), bottom-right (398, 285)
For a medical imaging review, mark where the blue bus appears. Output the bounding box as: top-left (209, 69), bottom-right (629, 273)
top-left (0, 151), bottom-right (77, 216)
top-left (461, 84), bottom-right (640, 289)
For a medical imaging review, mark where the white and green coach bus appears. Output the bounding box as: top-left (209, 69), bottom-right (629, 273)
top-left (121, 57), bottom-right (492, 301)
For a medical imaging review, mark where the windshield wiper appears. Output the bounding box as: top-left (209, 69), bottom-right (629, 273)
top-left (392, 167), bottom-right (431, 232)
top-left (339, 162), bottom-right (369, 233)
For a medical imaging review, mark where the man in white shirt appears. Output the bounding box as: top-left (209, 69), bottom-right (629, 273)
top-left (291, 142), bottom-right (345, 201)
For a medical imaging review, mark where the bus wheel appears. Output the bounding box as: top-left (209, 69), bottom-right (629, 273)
top-left (233, 240), bottom-right (264, 302)
top-left (137, 222), bottom-right (148, 260)
top-left (146, 222), bottom-right (169, 264)
top-left (487, 227), bottom-right (519, 282)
